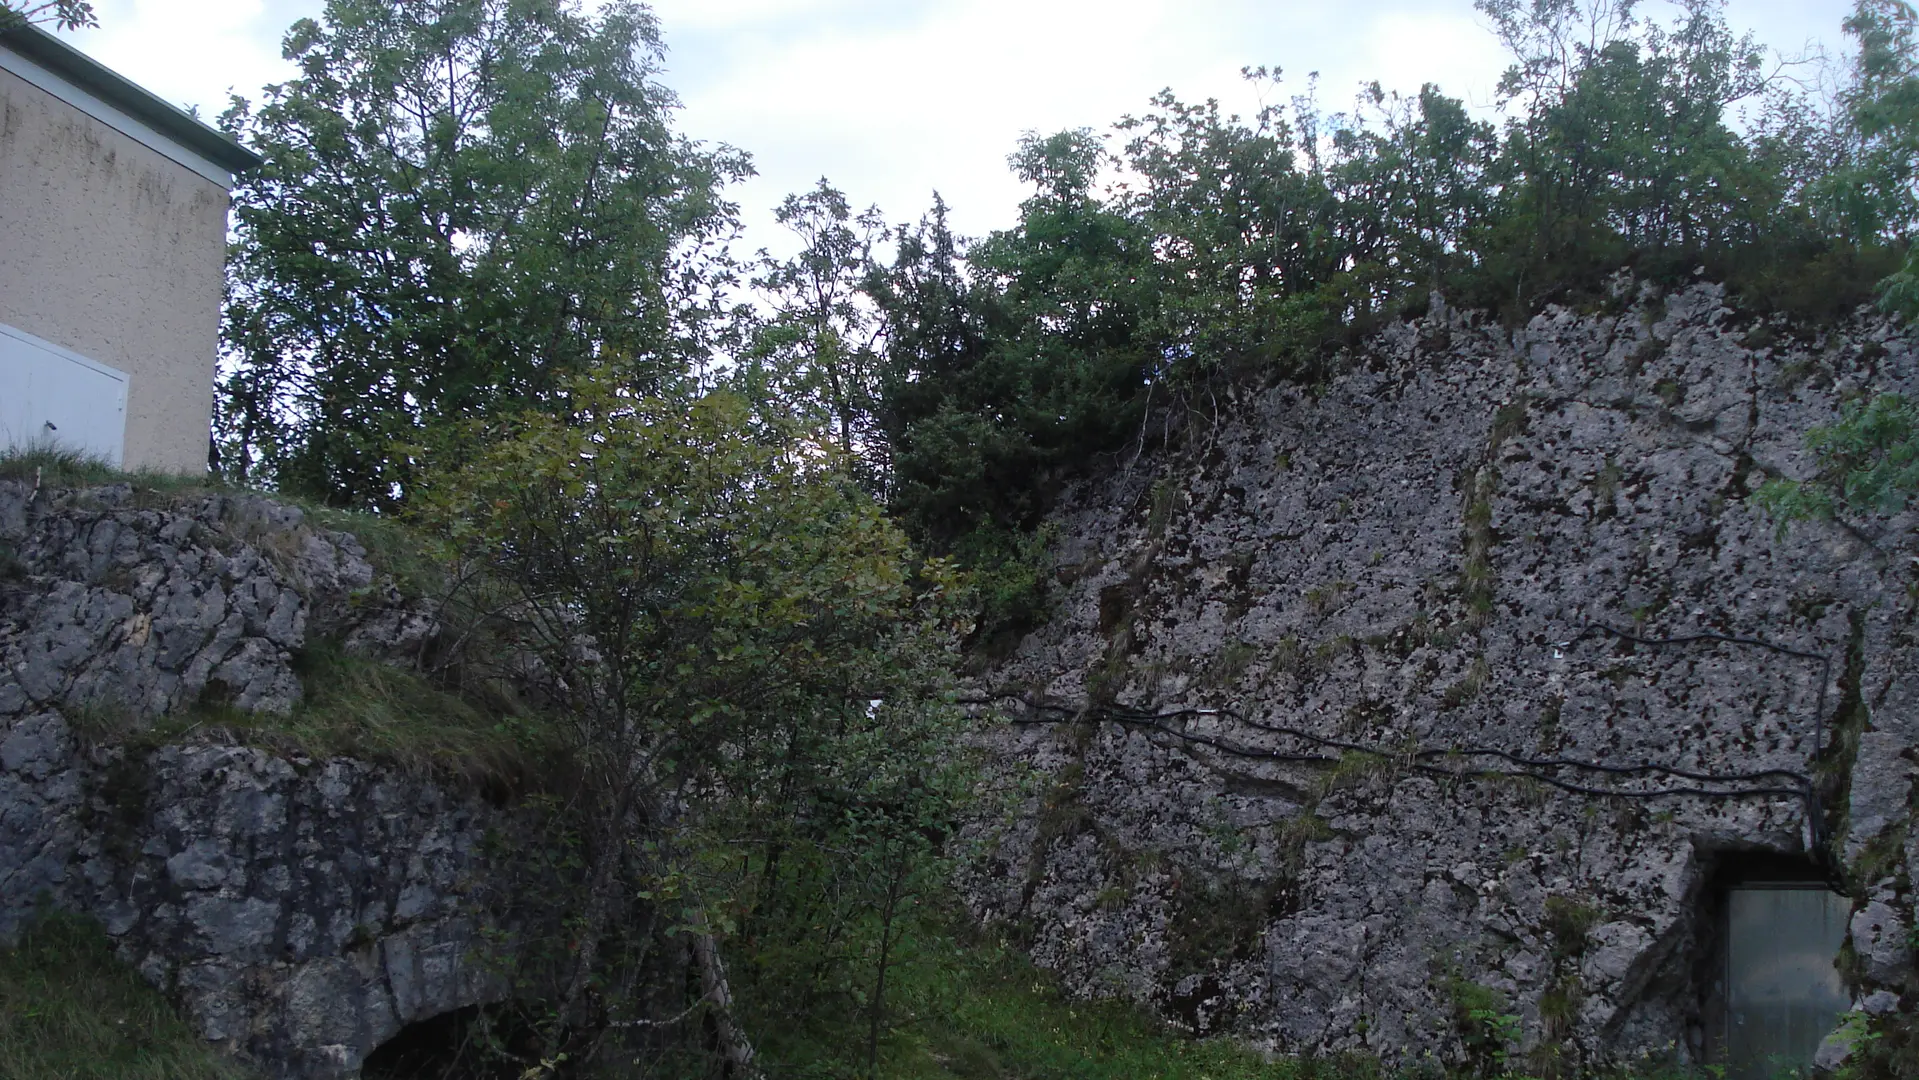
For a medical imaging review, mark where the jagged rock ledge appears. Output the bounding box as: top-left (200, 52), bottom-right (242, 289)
top-left (0, 482), bottom-right (510, 1078)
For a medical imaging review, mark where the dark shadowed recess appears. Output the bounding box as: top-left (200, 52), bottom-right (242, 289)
top-left (360, 1003), bottom-right (568, 1080)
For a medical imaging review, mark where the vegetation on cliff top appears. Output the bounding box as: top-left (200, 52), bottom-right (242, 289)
top-left (12, 0), bottom-right (1913, 1075)
top-left (213, 0), bottom-right (1919, 618)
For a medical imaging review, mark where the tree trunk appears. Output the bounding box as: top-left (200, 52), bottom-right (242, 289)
top-left (864, 843), bottom-right (908, 1079)
top-left (693, 924), bottom-right (758, 1077)
top-left (555, 843), bottom-right (621, 1038)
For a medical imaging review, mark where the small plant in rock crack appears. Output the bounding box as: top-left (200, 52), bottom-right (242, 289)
top-left (1468, 1008), bottom-right (1525, 1076)
top-left (0, 541), bottom-right (24, 581)
top-left (1446, 975), bottom-right (1524, 1078)
top-left (1542, 895), bottom-right (1601, 962)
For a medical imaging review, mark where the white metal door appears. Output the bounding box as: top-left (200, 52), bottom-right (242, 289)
top-left (0, 321), bottom-right (129, 468)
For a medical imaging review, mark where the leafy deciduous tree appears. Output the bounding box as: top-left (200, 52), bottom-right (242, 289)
top-left (739, 181), bottom-right (890, 488)
top-left (418, 381), bottom-right (966, 1071)
top-left (0, 1), bottom-right (94, 31)
top-left (219, 0), bottom-right (748, 509)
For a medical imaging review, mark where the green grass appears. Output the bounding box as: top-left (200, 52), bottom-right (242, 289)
top-left (71, 640), bottom-right (558, 792)
top-left (255, 641), bottom-right (544, 785)
top-left (240, 640), bottom-right (551, 783)
top-left (304, 504), bottom-right (449, 597)
top-left (0, 446), bottom-right (220, 497)
top-left (893, 956), bottom-right (1298, 1080)
top-left (0, 911), bottom-right (254, 1080)
top-left (745, 919), bottom-right (1311, 1080)
top-left (744, 912), bottom-right (1752, 1080)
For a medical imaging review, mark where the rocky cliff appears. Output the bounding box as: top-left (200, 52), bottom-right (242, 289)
top-left (4, 280), bottom-right (1916, 1078)
top-left (961, 282), bottom-right (1918, 1068)
top-left (0, 483), bottom-right (508, 1078)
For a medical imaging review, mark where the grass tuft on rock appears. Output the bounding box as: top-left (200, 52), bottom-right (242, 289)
top-left (0, 911), bottom-right (254, 1080)
top-left (203, 640), bottom-right (555, 788)
top-left (69, 640), bottom-right (559, 793)
top-left (0, 446), bottom-right (216, 497)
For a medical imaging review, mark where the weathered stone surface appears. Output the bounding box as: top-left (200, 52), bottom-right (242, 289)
top-left (0, 483), bottom-right (502, 1078)
top-left (0, 483), bottom-right (434, 723)
top-left (964, 283), bottom-right (1919, 1066)
top-left (0, 710), bottom-right (84, 926)
top-left (0, 711), bottom-right (509, 1078)
top-left (1852, 897), bottom-right (1914, 987)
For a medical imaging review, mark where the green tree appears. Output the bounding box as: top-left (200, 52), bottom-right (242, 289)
top-left (1118, 76), bottom-right (1342, 375)
top-left (1327, 83), bottom-right (1500, 297)
top-left (219, 0), bottom-right (748, 510)
top-left (1825, 1), bottom-right (1919, 313)
top-left (1833, 1), bottom-right (1919, 240)
top-left (871, 199), bottom-right (1001, 543)
top-left (0, 1), bottom-right (94, 30)
top-left (418, 379), bottom-right (967, 1071)
top-left (1470, 0), bottom-right (1782, 300)
top-left (879, 132), bottom-right (1154, 549)
top-left (739, 180), bottom-right (890, 487)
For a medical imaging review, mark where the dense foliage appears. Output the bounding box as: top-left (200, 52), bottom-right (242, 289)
top-left (866, 0), bottom-right (1919, 556)
top-left (1760, 392), bottom-right (1919, 525)
top-left (217, 0), bottom-right (747, 509)
top-left (200, 0), bottom-right (1919, 1074)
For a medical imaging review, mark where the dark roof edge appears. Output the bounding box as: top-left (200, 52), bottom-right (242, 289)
top-left (0, 23), bottom-right (262, 174)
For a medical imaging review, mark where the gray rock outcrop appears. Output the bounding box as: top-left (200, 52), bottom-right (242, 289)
top-left (964, 282), bottom-right (1918, 1066)
top-left (0, 482), bottom-right (507, 1078)
top-left (0, 483), bottom-right (432, 726)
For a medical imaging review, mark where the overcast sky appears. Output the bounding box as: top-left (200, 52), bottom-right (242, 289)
top-left (62, 0), bottom-right (1859, 254)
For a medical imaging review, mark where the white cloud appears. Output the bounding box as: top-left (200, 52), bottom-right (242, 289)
top-left (65, 0), bottom-right (315, 116)
top-left (645, 0), bottom-right (860, 33)
top-left (47, 0), bottom-right (1862, 253)
top-left (1359, 9), bottom-right (1510, 110)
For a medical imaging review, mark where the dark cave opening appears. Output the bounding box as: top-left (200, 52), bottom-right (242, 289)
top-left (1693, 851), bottom-right (1851, 1080)
top-left (360, 1003), bottom-right (564, 1080)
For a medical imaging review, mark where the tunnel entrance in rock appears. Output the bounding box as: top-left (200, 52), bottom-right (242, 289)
top-left (361, 1003), bottom-right (564, 1080)
top-left (1695, 852), bottom-right (1851, 1080)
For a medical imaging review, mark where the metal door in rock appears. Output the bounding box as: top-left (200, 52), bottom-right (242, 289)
top-left (1721, 885), bottom-right (1851, 1080)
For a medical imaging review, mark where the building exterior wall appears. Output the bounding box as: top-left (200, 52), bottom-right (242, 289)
top-left (0, 64), bottom-right (229, 474)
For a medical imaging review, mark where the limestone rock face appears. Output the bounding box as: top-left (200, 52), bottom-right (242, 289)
top-left (0, 483), bottom-right (504, 1078)
top-left (0, 484), bottom-right (439, 724)
top-left (964, 284), bottom-right (1919, 1065)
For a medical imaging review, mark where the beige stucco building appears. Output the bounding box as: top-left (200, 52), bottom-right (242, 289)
top-left (0, 24), bottom-right (258, 474)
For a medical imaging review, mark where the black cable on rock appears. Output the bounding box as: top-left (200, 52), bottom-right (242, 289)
top-left (1571, 622), bottom-right (1833, 758)
top-left (958, 619), bottom-right (1838, 859)
top-left (1572, 621), bottom-right (1839, 864)
top-left (974, 696), bottom-right (1814, 800)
